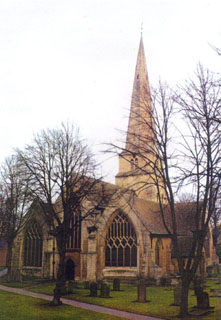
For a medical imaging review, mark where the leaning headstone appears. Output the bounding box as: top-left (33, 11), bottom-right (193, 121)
top-left (113, 278), bottom-right (120, 291)
top-left (196, 287), bottom-right (210, 309)
top-left (173, 286), bottom-right (182, 306)
top-left (89, 282), bottom-right (98, 297)
top-left (171, 277), bottom-right (179, 286)
top-left (207, 266), bottom-right (213, 278)
top-left (84, 281), bottom-right (90, 289)
top-left (210, 288), bottom-right (221, 297)
top-left (67, 280), bottom-right (75, 294)
top-left (97, 279), bottom-right (103, 290)
top-left (100, 283), bottom-right (110, 298)
top-left (137, 279), bottom-right (146, 302)
top-left (218, 271), bottom-right (221, 285)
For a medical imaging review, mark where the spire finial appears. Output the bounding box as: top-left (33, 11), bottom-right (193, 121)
top-left (141, 22), bottom-right (143, 36)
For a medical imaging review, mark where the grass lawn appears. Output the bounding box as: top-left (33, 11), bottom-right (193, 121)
top-left (0, 290), bottom-right (127, 320)
top-left (1, 279), bottom-right (221, 319)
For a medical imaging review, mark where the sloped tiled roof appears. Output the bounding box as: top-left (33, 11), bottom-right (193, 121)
top-left (129, 196), bottom-right (201, 236)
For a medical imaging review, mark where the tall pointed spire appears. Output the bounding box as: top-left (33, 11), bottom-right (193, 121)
top-left (116, 36), bottom-right (157, 201)
top-left (126, 35), bottom-right (153, 153)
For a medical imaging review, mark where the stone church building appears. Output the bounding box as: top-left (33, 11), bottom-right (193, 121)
top-left (10, 36), bottom-right (217, 282)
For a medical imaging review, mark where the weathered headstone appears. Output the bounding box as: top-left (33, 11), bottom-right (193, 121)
top-left (210, 288), bottom-right (221, 297)
top-left (67, 280), bottom-right (75, 294)
top-left (100, 283), bottom-right (110, 298)
top-left (97, 279), bottom-right (103, 290)
top-left (89, 282), bottom-right (98, 297)
top-left (137, 279), bottom-right (146, 302)
top-left (113, 278), bottom-right (120, 291)
top-left (84, 281), bottom-right (90, 289)
top-left (216, 265), bottom-right (221, 285)
top-left (196, 287), bottom-right (210, 309)
top-left (173, 286), bottom-right (182, 306)
top-left (171, 278), bottom-right (179, 286)
top-left (206, 266), bottom-right (213, 277)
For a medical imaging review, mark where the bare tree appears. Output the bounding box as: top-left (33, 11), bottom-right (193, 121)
top-left (211, 206), bottom-right (221, 247)
top-left (112, 65), bottom-right (221, 316)
top-left (17, 123), bottom-right (115, 305)
top-left (174, 65), bottom-right (221, 315)
top-left (0, 155), bottom-right (31, 279)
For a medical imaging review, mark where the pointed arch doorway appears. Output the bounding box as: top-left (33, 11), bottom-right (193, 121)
top-left (65, 259), bottom-right (75, 280)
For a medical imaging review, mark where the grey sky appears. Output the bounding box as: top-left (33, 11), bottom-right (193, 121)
top-left (0, 0), bottom-right (220, 182)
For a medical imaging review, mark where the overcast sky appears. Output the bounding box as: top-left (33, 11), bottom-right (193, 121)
top-left (0, 0), bottom-right (221, 182)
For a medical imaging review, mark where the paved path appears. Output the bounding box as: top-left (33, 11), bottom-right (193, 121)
top-left (0, 285), bottom-right (164, 320)
top-left (0, 268), bottom-right (8, 277)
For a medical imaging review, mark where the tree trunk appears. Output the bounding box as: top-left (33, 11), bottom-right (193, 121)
top-left (179, 280), bottom-right (190, 317)
top-left (6, 240), bottom-right (14, 281)
top-left (51, 237), bottom-right (66, 306)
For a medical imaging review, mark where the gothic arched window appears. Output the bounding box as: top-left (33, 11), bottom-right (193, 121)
top-left (105, 213), bottom-right (137, 267)
top-left (66, 213), bottom-right (81, 250)
top-left (24, 221), bottom-right (43, 267)
top-left (155, 238), bottom-right (163, 267)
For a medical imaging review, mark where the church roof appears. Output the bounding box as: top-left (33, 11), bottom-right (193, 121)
top-left (130, 196), bottom-right (201, 236)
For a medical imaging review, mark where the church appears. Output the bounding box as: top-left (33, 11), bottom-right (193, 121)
top-left (9, 36), bottom-right (217, 282)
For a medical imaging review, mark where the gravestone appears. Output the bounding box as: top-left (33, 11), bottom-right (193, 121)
top-left (67, 280), bottom-right (75, 294)
top-left (171, 278), bottom-right (179, 286)
top-left (216, 265), bottom-right (221, 285)
top-left (196, 287), bottom-right (210, 309)
top-left (206, 266), bottom-right (213, 277)
top-left (137, 279), bottom-right (146, 302)
top-left (113, 278), bottom-right (120, 291)
top-left (173, 287), bottom-right (182, 306)
top-left (210, 288), bottom-right (221, 297)
top-left (97, 280), bottom-right (103, 290)
top-left (89, 282), bottom-right (98, 297)
top-left (100, 283), bottom-right (110, 298)
top-left (84, 281), bottom-right (90, 289)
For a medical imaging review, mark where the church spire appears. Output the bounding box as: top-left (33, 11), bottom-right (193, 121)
top-left (125, 35), bottom-right (153, 153)
top-left (116, 36), bottom-right (157, 201)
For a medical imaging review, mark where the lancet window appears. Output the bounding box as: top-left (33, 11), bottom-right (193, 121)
top-left (66, 213), bottom-right (81, 250)
top-left (155, 238), bottom-right (163, 267)
top-left (105, 213), bottom-right (137, 267)
top-left (24, 221), bottom-right (43, 267)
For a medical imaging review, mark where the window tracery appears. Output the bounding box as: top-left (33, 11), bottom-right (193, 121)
top-left (66, 213), bottom-right (81, 250)
top-left (105, 213), bottom-right (137, 267)
top-left (24, 221), bottom-right (43, 267)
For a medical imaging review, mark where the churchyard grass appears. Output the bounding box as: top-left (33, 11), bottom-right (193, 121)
top-left (1, 279), bottom-right (220, 319)
top-left (20, 280), bottom-right (221, 320)
top-left (0, 290), bottom-right (127, 320)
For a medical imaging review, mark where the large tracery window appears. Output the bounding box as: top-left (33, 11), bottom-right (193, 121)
top-left (24, 221), bottom-right (43, 267)
top-left (105, 213), bottom-right (137, 267)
